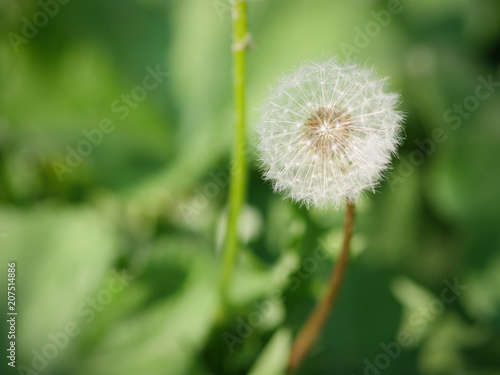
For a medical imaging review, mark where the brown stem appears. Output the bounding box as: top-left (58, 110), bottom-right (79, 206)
top-left (287, 201), bottom-right (355, 373)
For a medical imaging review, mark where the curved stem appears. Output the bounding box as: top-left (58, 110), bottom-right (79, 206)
top-left (287, 201), bottom-right (355, 373)
top-left (221, 0), bottom-right (248, 295)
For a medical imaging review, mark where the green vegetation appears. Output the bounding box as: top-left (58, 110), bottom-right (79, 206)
top-left (0, 0), bottom-right (499, 374)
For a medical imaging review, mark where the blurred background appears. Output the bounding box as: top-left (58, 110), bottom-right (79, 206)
top-left (1, 0), bottom-right (500, 374)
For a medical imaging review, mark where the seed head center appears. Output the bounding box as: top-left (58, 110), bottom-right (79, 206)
top-left (303, 106), bottom-right (353, 155)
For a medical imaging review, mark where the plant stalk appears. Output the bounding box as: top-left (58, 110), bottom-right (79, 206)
top-left (287, 201), bottom-right (355, 373)
top-left (221, 0), bottom-right (248, 294)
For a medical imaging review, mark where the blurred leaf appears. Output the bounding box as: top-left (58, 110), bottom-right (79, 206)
top-left (0, 205), bottom-right (117, 370)
top-left (73, 236), bottom-right (219, 375)
top-left (246, 328), bottom-right (291, 375)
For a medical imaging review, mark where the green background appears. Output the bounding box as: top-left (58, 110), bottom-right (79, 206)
top-left (1, 0), bottom-right (499, 374)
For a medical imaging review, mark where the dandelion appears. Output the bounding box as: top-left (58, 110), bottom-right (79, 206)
top-left (255, 58), bottom-right (403, 208)
top-left (254, 58), bottom-right (404, 372)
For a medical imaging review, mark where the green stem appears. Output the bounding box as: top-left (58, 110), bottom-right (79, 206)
top-left (221, 0), bottom-right (248, 295)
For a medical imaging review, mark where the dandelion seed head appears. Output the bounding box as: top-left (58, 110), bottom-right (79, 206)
top-left (255, 58), bottom-right (404, 208)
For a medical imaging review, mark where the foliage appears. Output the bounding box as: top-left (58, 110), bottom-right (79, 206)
top-left (0, 0), bottom-right (499, 374)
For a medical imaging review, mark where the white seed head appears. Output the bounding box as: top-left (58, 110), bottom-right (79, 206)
top-left (255, 58), bottom-right (404, 208)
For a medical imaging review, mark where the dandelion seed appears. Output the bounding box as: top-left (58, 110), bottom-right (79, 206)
top-left (255, 58), bottom-right (404, 208)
